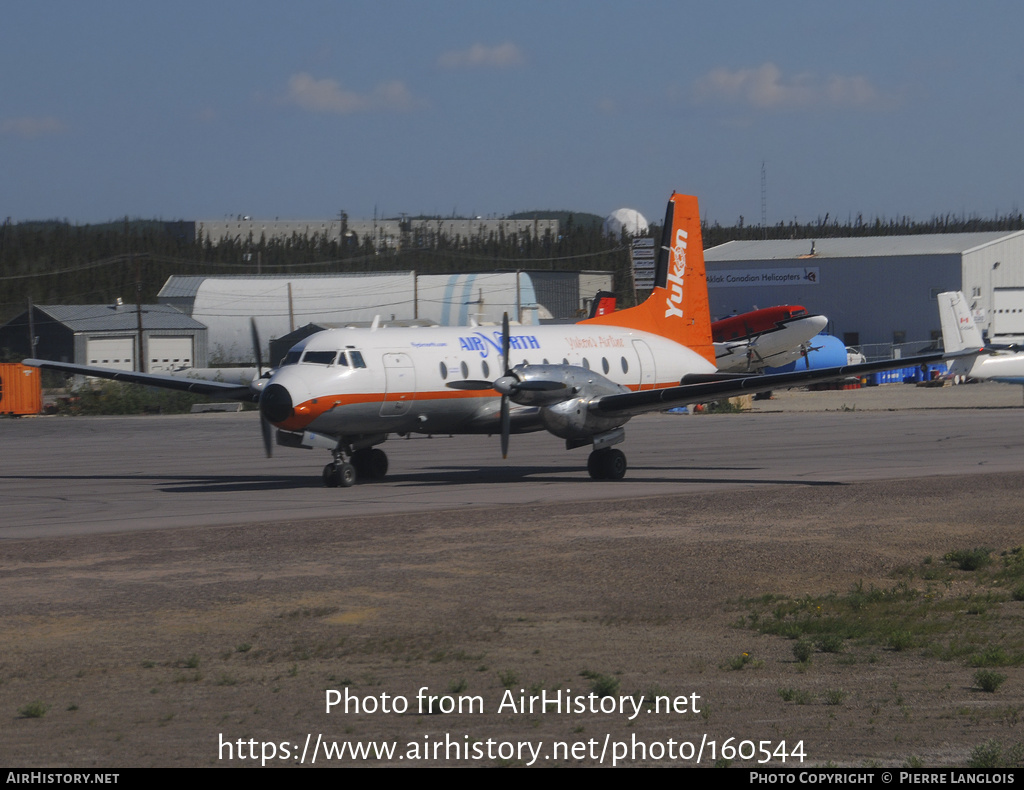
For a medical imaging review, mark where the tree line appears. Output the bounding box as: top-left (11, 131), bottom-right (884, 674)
top-left (3, 208), bottom-right (1022, 325)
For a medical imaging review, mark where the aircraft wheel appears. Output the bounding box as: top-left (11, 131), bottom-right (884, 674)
top-left (587, 448), bottom-right (627, 480)
top-left (367, 448), bottom-right (388, 479)
top-left (603, 448), bottom-right (627, 480)
top-left (352, 448), bottom-right (389, 480)
top-left (323, 463), bottom-right (341, 488)
top-left (338, 462), bottom-right (357, 487)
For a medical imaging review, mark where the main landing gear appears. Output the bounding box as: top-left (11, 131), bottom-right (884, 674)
top-left (587, 447), bottom-right (627, 480)
top-left (323, 447), bottom-right (389, 487)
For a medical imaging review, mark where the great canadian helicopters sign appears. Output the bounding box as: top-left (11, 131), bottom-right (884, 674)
top-left (707, 268), bottom-right (820, 288)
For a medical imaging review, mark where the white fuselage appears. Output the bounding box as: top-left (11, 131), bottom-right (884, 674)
top-left (266, 322), bottom-right (715, 439)
top-left (714, 314), bottom-right (828, 373)
top-left (953, 352), bottom-right (1024, 386)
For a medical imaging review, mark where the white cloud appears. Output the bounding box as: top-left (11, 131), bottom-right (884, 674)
top-left (1, 116), bottom-right (65, 139)
top-left (825, 74), bottom-right (878, 106)
top-left (438, 42), bottom-right (525, 70)
top-left (286, 73), bottom-right (417, 114)
top-left (693, 62), bottom-right (880, 110)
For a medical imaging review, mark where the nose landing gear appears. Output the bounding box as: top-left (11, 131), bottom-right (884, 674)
top-left (322, 447), bottom-right (389, 487)
top-left (323, 461), bottom-right (356, 488)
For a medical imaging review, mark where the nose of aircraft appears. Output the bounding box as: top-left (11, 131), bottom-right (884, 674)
top-left (260, 383), bottom-right (293, 424)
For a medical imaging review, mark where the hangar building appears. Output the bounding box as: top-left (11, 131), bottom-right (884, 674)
top-left (158, 270), bottom-right (612, 364)
top-left (0, 303), bottom-right (208, 372)
top-left (704, 232), bottom-right (1024, 353)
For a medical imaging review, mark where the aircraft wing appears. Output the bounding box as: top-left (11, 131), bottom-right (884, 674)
top-left (593, 352), bottom-right (946, 417)
top-left (22, 359), bottom-right (257, 401)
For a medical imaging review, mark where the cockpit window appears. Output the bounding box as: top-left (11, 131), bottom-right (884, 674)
top-left (302, 350), bottom-right (337, 365)
top-left (282, 350), bottom-right (302, 366)
top-left (349, 350), bottom-right (367, 368)
top-left (337, 352), bottom-right (349, 367)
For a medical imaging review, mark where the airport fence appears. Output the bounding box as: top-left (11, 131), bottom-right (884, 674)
top-left (857, 340), bottom-right (940, 363)
top-left (855, 340), bottom-right (947, 386)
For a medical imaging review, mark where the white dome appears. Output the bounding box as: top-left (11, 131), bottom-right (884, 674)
top-left (603, 208), bottom-right (649, 237)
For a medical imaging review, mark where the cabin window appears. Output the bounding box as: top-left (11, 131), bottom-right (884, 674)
top-left (439, 362), bottom-right (448, 379)
top-left (302, 350), bottom-right (336, 365)
top-left (621, 357), bottom-right (628, 374)
top-left (482, 360), bottom-right (490, 378)
top-left (601, 357), bottom-right (610, 374)
top-left (460, 361), bottom-right (469, 378)
top-left (582, 358), bottom-right (590, 370)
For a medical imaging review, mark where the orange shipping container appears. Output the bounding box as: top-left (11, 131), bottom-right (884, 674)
top-left (0, 363), bottom-right (42, 416)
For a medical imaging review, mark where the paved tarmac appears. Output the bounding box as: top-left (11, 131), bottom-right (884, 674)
top-left (2, 381), bottom-right (1022, 540)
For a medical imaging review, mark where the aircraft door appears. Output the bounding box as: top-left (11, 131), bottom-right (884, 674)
top-left (632, 340), bottom-right (656, 391)
top-left (380, 353), bottom-right (416, 416)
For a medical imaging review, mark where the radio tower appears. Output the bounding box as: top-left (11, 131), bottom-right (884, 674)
top-left (760, 161), bottom-right (767, 239)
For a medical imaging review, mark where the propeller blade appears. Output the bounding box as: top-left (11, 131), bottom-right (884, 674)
top-left (502, 312), bottom-right (510, 376)
top-left (261, 414), bottom-right (273, 458)
top-left (250, 317), bottom-right (264, 377)
top-left (500, 312), bottom-right (511, 459)
top-left (251, 317), bottom-right (272, 457)
top-left (500, 395), bottom-right (510, 459)
top-left (445, 380), bottom-right (495, 390)
top-left (513, 380), bottom-right (567, 392)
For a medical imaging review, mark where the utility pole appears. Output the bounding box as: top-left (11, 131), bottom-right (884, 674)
top-left (127, 217), bottom-right (145, 372)
top-left (761, 161), bottom-right (768, 240)
top-left (27, 296), bottom-right (37, 359)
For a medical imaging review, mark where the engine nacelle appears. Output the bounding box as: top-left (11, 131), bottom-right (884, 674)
top-left (529, 367), bottom-right (631, 440)
top-left (496, 364), bottom-right (581, 406)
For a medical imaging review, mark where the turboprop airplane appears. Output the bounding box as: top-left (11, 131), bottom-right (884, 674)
top-left (712, 305), bottom-right (827, 372)
top-left (26, 193), bottom-right (943, 486)
top-left (938, 291), bottom-right (1024, 384)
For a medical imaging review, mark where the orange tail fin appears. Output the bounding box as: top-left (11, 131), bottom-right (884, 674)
top-left (581, 193), bottom-right (714, 364)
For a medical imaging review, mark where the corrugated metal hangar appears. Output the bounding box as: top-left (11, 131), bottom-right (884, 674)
top-left (158, 270), bottom-right (612, 364)
top-left (0, 303), bottom-right (208, 372)
top-left (705, 232), bottom-right (1024, 350)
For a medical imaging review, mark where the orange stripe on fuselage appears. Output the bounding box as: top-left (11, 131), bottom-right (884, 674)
top-left (275, 381), bottom-right (680, 432)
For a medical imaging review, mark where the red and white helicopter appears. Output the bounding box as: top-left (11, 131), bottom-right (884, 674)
top-left (712, 306), bottom-right (827, 372)
top-left (26, 193), bottom-right (941, 486)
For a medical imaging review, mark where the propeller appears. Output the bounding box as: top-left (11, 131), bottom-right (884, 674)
top-left (444, 313), bottom-right (565, 459)
top-left (250, 318), bottom-right (273, 458)
top-left (743, 325), bottom-right (767, 372)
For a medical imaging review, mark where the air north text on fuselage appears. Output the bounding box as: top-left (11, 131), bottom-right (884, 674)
top-left (458, 332), bottom-right (541, 357)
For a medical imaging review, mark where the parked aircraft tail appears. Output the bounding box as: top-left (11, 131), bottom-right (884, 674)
top-left (938, 291), bottom-right (984, 354)
top-left (580, 193), bottom-right (715, 365)
top-left (588, 291), bottom-right (617, 318)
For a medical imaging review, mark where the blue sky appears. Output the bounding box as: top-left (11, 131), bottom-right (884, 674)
top-left (3, 1), bottom-right (1022, 227)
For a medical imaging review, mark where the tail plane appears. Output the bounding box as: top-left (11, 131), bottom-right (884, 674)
top-left (938, 291), bottom-right (984, 354)
top-left (581, 193), bottom-right (714, 364)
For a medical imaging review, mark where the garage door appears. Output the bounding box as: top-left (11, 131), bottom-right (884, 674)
top-left (148, 336), bottom-right (194, 373)
top-left (86, 337), bottom-right (135, 371)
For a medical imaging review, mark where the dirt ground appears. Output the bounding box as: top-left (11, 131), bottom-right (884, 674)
top-left (2, 471), bottom-right (1023, 768)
